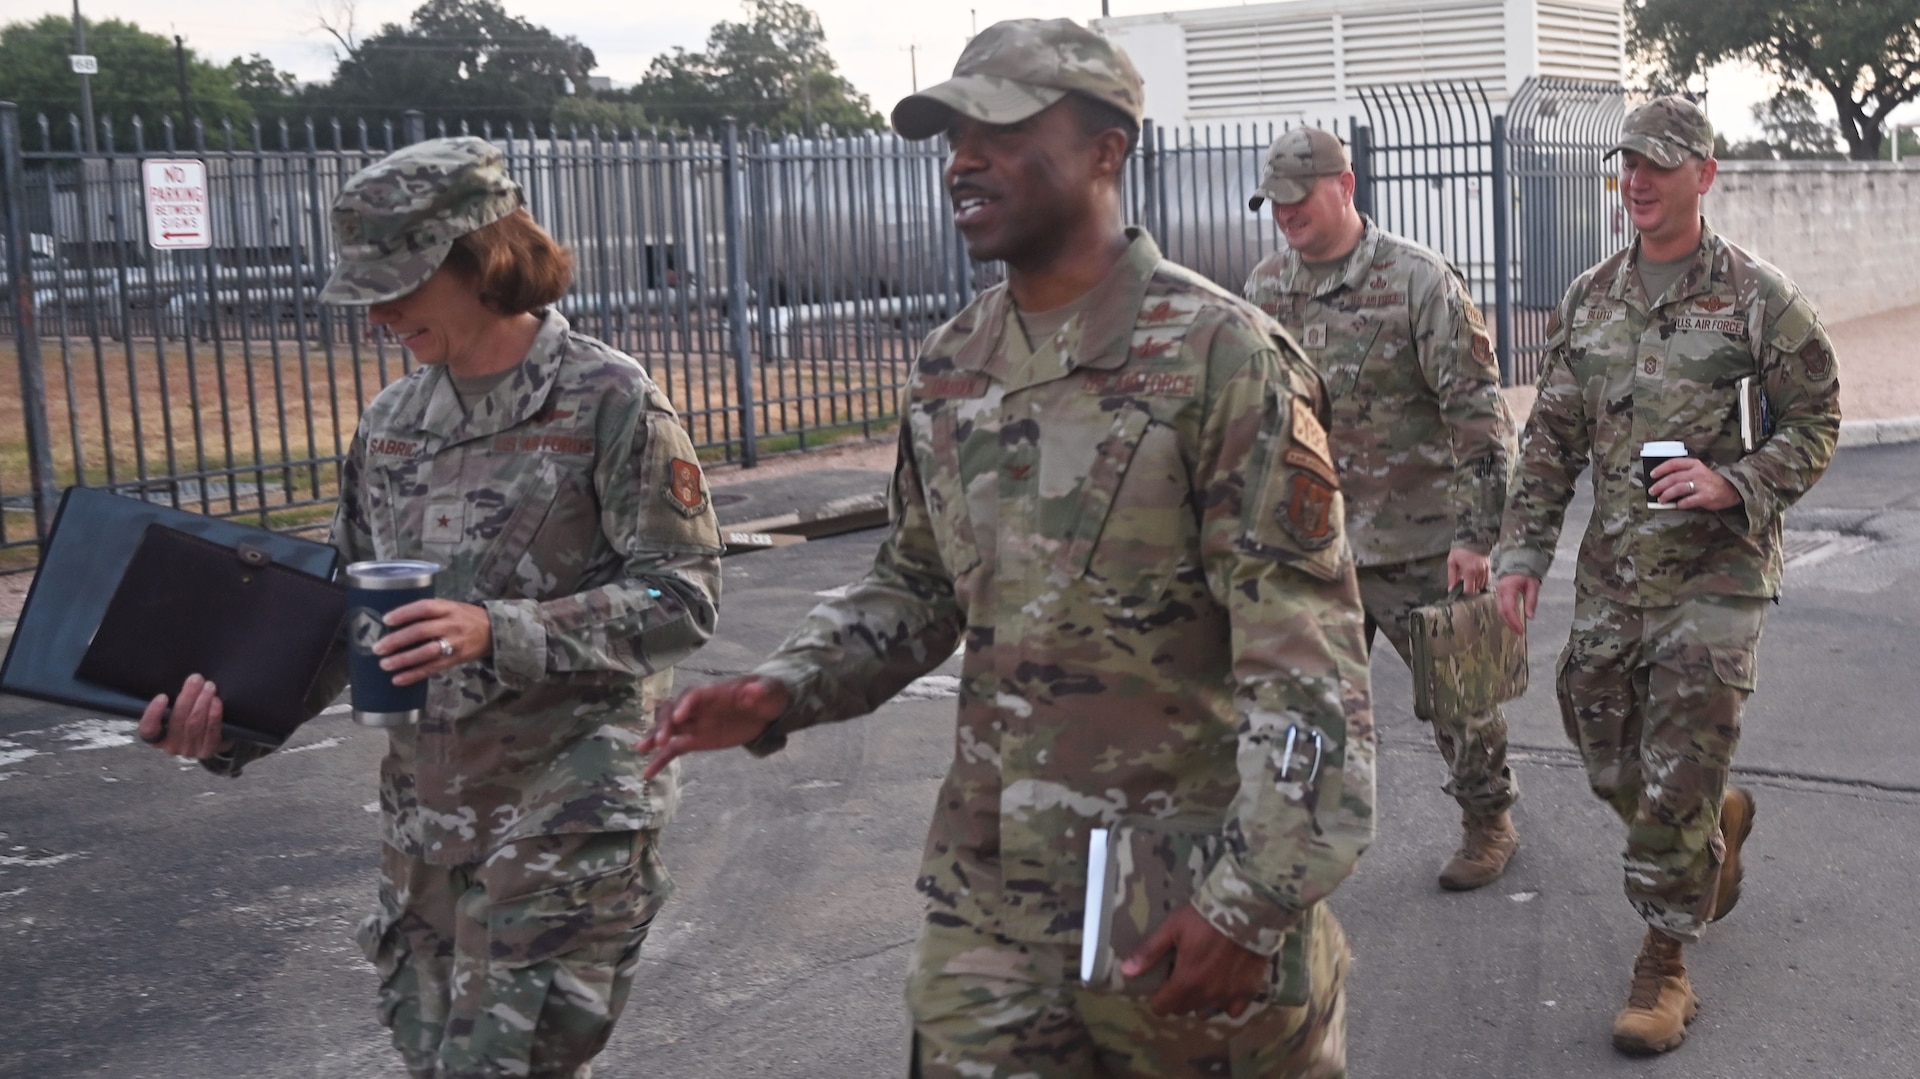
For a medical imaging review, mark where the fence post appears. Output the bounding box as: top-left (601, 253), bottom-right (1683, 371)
top-left (722, 118), bottom-right (759, 468)
top-left (0, 103), bottom-right (60, 542)
top-left (1350, 122), bottom-right (1373, 218)
top-left (1490, 113), bottom-right (1514, 387)
top-left (1140, 117), bottom-right (1158, 237)
top-left (403, 109), bottom-right (427, 146)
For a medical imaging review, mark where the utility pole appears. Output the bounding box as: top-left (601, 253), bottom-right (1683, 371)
top-left (174, 35), bottom-right (193, 127)
top-left (71, 0), bottom-right (98, 152)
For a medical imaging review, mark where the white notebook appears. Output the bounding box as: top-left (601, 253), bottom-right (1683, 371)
top-left (1079, 827), bottom-right (1116, 984)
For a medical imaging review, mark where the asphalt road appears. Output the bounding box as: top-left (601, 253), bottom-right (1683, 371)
top-left (4, 445), bottom-right (1919, 1078)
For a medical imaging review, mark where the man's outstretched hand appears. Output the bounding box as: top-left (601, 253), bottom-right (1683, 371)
top-left (639, 676), bottom-right (791, 779)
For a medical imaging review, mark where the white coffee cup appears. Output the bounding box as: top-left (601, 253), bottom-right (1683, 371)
top-left (1641, 441), bottom-right (1688, 509)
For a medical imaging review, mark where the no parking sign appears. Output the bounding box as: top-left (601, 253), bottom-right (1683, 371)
top-left (142, 159), bottom-right (212, 250)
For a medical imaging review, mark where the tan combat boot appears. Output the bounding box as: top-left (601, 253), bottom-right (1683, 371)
top-left (1710, 785), bottom-right (1756, 922)
top-left (1612, 928), bottom-right (1699, 1054)
top-left (1437, 810), bottom-right (1519, 890)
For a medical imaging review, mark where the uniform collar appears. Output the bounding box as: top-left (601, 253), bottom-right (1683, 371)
top-left (1613, 216), bottom-right (1722, 310)
top-left (1274, 214), bottom-right (1381, 299)
top-left (394, 309), bottom-right (572, 448)
top-left (951, 227), bottom-right (1163, 378)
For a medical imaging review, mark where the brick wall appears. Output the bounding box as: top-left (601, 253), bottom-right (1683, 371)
top-left (1707, 160), bottom-right (1920, 324)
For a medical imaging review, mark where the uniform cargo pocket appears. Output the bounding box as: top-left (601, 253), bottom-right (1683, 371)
top-left (1554, 646), bottom-right (1580, 747)
top-left (355, 908), bottom-right (409, 1026)
top-left (485, 832), bottom-right (672, 970)
top-left (1706, 646), bottom-right (1756, 692)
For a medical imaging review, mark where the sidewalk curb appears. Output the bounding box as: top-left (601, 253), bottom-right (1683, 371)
top-left (1505, 387), bottom-right (1917, 449)
top-left (1839, 416), bottom-right (1920, 448)
top-left (0, 420), bottom-right (1909, 652)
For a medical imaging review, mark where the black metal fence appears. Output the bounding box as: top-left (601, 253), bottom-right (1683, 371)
top-left (1, 78), bottom-right (1624, 560)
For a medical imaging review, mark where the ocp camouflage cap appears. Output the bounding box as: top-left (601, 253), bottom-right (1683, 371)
top-left (891, 18), bottom-right (1144, 141)
top-left (1607, 96), bottom-right (1714, 169)
top-left (1248, 127), bottom-right (1350, 210)
top-left (319, 136), bottom-right (523, 305)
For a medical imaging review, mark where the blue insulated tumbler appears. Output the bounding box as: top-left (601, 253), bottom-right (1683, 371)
top-left (344, 560), bottom-right (441, 727)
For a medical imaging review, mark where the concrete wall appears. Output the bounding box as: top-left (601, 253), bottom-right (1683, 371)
top-left (1707, 160), bottom-right (1920, 325)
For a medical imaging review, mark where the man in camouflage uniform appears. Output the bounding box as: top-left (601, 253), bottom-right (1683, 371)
top-left (641, 19), bottom-right (1374, 1078)
top-left (1492, 97), bottom-right (1840, 1054)
top-left (1244, 127), bottom-right (1521, 891)
top-left (142, 138), bottom-right (724, 1078)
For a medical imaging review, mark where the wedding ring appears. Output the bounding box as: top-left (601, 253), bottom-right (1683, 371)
top-left (437, 638), bottom-right (454, 658)
top-left (1687, 480), bottom-right (1696, 493)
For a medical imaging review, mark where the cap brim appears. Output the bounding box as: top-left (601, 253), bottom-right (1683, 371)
top-left (318, 241), bottom-right (453, 305)
top-left (892, 75), bottom-right (1068, 140)
top-left (1605, 133), bottom-right (1693, 170)
top-left (1248, 175), bottom-right (1314, 212)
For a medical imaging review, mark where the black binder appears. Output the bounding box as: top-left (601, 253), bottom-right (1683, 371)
top-left (76, 523), bottom-right (347, 745)
top-left (0, 487), bottom-right (345, 745)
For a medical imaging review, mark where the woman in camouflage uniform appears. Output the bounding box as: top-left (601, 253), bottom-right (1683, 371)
top-left (138, 137), bottom-right (723, 1078)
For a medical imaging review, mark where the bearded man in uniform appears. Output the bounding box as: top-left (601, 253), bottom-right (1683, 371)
top-left (1243, 127), bottom-right (1522, 892)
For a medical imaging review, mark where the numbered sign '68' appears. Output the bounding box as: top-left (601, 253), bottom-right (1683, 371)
top-left (142, 159), bottom-right (213, 250)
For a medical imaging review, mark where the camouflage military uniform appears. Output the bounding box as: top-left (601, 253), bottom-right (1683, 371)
top-left (337, 309), bottom-right (721, 1078)
top-left (1495, 219), bottom-right (1840, 941)
top-left (1246, 217), bottom-right (1518, 816)
top-left (748, 229), bottom-right (1376, 1076)
top-left (215, 139), bottom-right (725, 1078)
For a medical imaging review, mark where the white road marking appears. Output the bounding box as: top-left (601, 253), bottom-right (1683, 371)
top-left (0, 850), bottom-right (82, 868)
top-left (0, 740), bottom-right (41, 767)
top-left (50, 719), bottom-right (138, 750)
top-left (282, 737), bottom-right (343, 754)
top-left (897, 675), bottom-right (960, 701)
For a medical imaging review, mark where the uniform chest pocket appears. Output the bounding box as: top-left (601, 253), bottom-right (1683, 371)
top-left (1053, 405), bottom-right (1191, 600)
top-left (920, 406), bottom-right (985, 582)
top-left (1320, 319), bottom-right (1386, 403)
top-left (471, 455), bottom-right (599, 600)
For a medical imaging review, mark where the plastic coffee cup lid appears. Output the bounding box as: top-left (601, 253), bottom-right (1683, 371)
top-left (1641, 441), bottom-right (1688, 456)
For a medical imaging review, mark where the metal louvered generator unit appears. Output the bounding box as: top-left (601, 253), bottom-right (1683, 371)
top-left (1096, 0), bottom-right (1630, 384)
top-left (1097, 0), bottom-right (1624, 128)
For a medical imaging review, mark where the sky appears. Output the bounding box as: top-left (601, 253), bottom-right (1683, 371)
top-left (7, 0), bottom-right (1915, 142)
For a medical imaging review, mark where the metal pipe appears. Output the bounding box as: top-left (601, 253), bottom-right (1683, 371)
top-left (1, 103), bottom-right (61, 541)
top-left (174, 35), bottom-right (193, 126)
top-left (71, 0), bottom-right (97, 153)
top-left (1491, 113), bottom-right (1512, 386)
top-left (722, 119), bottom-right (758, 467)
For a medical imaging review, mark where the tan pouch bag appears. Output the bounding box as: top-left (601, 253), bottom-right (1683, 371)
top-left (1409, 585), bottom-right (1529, 722)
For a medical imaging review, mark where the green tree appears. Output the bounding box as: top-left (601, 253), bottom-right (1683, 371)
top-left (310, 0), bottom-right (596, 128)
top-left (632, 0), bottom-right (882, 133)
top-left (551, 95), bottom-right (653, 133)
top-left (1716, 89), bottom-right (1845, 160)
top-left (229, 54), bottom-right (301, 116)
top-left (0, 15), bottom-right (254, 144)
top-left (1753, 87), bottom-right (1842, 157)
top-left (1629, 0), bottom-right (1920, 160)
